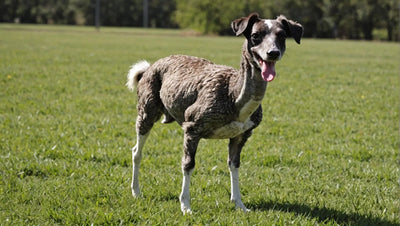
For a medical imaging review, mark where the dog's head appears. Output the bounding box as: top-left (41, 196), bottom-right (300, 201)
top-left (231, 13), bottom-right (303, 82)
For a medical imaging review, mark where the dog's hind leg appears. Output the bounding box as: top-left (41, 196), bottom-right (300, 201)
top-left (131, 111), bottom-right (162, 197)
top-left (131, 83), bottom-right (163, 197)
top-left (228, 130), bottom-right (252, 212)
top-left (131, 132), bottom-right (148, 197)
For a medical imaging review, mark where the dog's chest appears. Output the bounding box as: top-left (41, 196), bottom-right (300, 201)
top-left (208, 119), bottom-right (255, 139)
top-left (208, 99), bottom-right (261, 139)
top-left (237, 99), bottom-right (261, 121)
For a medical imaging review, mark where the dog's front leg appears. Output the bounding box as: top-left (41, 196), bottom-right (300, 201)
top-left (228, 133), bottom-right (251, 212)
top-left (229, 164), bottom-right (249, 212)
top-left (180, 168), bottom-right (193, 214)
top-left (179, 126), bottom-right (200, 214)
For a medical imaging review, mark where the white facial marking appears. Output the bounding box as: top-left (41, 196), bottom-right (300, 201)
top-left (264, 19), bottom-right (273, 30)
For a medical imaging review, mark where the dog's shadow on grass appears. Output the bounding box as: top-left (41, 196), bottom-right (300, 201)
top-left (247, 199), bottom-right (397, 225)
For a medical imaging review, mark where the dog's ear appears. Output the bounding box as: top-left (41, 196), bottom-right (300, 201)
top-left (277, 15), bottom-right (303, 44)
top-left (231, 13), bottom-right (260, 38)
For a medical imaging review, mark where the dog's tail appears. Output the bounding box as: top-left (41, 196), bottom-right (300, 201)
top-left (126, 60), bottom-right (151, 92)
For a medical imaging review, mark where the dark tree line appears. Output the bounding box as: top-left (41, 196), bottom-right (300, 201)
top-left (1, 0), bottom-right (398, 40)
top-left (0, 0), bottom-right (177, 27)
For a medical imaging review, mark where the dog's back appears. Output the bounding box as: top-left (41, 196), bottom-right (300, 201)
top-left (136, 55), bottom-right (240, 130)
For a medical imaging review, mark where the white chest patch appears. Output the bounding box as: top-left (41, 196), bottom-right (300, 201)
top-left (238, 99), bottom-right (261, 122)
top-left (209, 98), bottom-right (260, 139)
top-left (209, 119), bottom-right (255, 139)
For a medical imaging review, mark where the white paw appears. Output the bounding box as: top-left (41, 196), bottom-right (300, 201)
top-left (131, 185), bottom-right (141, 198)
top-left (181, 206), bottom-right (192, 215)
top-left (232, 199), bottom-right (250, 213)
top-left (241, 207), bottom-right (251, 213)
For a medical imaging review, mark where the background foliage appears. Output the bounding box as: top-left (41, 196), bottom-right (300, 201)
top-left (0, 0), bottom-right (399, 40)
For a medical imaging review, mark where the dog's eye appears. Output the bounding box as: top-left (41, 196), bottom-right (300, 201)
top-left (277, 31), bottom-right (287, 39)
top-left (251, 33), bottom-right (262, 44)
top-left (251, 33), bottom-right (260, 39)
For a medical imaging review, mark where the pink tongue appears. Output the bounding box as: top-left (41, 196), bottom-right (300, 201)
top-left (261, 61), bottom-right (276, 82)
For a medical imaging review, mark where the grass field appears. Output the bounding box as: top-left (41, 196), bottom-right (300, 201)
top-left (0, 24), bottom-right (399, 225)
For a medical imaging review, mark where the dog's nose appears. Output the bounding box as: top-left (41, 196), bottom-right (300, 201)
top-left (267, 50), bottom-right (280, 60)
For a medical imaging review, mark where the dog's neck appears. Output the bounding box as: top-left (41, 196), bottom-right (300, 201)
top-left (233, 41), bottom-right (268, 111)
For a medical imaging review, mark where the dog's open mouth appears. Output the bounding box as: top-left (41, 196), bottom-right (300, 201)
top-left (255, 54), bottom-right (276, 82)
top-left (260, 60), bottom-right (276, 82)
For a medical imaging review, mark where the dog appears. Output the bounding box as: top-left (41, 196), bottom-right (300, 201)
top-left (126, 13), bottom-right (303, 214)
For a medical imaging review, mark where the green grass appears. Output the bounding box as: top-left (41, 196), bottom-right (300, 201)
top-left (0, 24), bottom-right (399, 225)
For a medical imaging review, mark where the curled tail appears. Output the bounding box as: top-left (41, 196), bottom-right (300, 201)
top-left (126, 60), bottom-right (151, 92)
